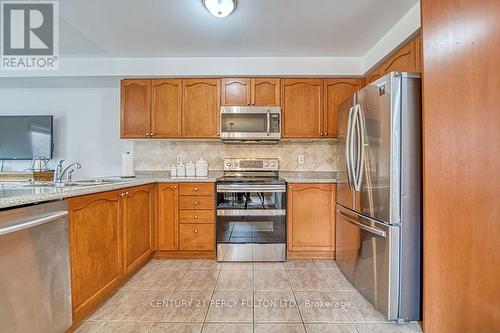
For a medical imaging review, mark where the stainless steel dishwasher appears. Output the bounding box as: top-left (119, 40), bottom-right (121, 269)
top-left (0, 200), bottom-right (72, 333)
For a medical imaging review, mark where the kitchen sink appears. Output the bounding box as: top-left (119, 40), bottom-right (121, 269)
top-left (19, 178), bottom-right (132, 188)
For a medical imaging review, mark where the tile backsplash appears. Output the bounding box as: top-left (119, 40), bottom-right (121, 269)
top-left (134, 140), bottom-right (338, 172)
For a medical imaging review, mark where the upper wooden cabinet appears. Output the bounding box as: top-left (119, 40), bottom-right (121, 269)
top-left (287, 183), bottom-right (336, 256)
top-left (122, 185), bottom-right (154, 275)
top-left (121, 80), bottom-right (151, 138)
top-left (151, 79), bottom-right (182, 138)
top-left (281, 79), bottom-right (323, 138)
top-left (221, 78), bottom-right (280, 106)
top-left (380, 38), bottom-right (417, 75)
top-left (182, 79), bottom-right (221, 138)
top-left (323, 79), bottom-right (362, 138)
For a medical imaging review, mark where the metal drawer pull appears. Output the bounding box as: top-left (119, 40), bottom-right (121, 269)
top-left (194, 187), bottom-right (198, 191)
top-left (194, 216), bottom-right (199, 219)
top-left (337, 210), bottom-right (386, 237)
top-left (194, 229), bottom-right (198, 233)
top-left (194, 201), bottom-right (199, 205)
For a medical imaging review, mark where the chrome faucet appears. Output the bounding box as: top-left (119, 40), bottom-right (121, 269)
top-left (53, 160), bottom-right (82, 184)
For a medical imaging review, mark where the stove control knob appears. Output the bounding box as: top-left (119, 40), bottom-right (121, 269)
top-left (225, 160), bottom-right (232, 168)
top-left (270, 161), bottom-right (277, 168)
top-left (263, 161), bottom-right (269, 168)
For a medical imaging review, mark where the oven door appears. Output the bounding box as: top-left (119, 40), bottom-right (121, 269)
top-left (220, 106), bottom-right (281, 140)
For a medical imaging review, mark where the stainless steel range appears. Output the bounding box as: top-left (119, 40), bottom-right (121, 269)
top-left (216, 158), bottom-right (286, 261)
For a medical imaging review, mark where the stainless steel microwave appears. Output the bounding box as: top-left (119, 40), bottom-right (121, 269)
top-left (219, 106), bottom-right (281, 142)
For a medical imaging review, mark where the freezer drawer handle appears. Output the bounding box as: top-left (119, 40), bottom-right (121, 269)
top-left (0, 211), bottom-right (68, 236)
top-left (337, 210), bottom-right (386, 237)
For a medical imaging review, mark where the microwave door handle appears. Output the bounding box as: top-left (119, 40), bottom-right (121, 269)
top-left (266, 110), bottom-right (271, 136)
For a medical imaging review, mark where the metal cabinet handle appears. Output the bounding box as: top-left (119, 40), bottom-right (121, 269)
top-left (194, 216), bottom-right (199, 220)
top-left (150, 132), bottom-right (155, 136)
top-left (120, 193), bottom-right (126, 197)
top-left (145, 133), bottom-right (150, 137)
top-left (173, 185), bottom-right (177, 189)
top-left (193, 201), bottom-right (199, 205)
top-left (324, 131), bottom-right (328, 136)
top-left (194, 187), bottom-right (198, 191)
top-left (194, 229), bottom-right (198, 233)
top-left (320, 132), bottom-right (324, 136)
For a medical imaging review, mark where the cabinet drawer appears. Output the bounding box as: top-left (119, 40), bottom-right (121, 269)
top-left (179, 224), bottom-right (214, 251)
top-left (179, 183), bottom-right (214, 196)
top-left (179, 196), bottom-right (214, 210)
top-left (180, 210), bottom-right (214, 224)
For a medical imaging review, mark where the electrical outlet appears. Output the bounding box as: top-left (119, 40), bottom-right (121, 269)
top-left (298, 155), bottom-right (305, 164)
top-left (176, 155), bottom-right (183, 164)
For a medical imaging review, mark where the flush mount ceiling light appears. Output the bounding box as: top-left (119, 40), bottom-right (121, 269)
top-left (203, 0), bottom-right (237, 18)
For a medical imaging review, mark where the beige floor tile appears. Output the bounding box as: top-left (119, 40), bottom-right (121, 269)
top-left (96, 322), bottom-right (152, 333)
top-left (254, 291), bottom-right (301, 323)
top-left (156, 290), bottom-right (212, 322)
top-left (120, 269), bottom-right (154, 290)
top-left (356, 323), bottom-right (423, 333)
top-left (254, 323), bottom-right (306, 333)
top-left (205, 291), bottom-right (253, 322)
top-left (90, 290), bottom-right (132, 320)
top-left (285, 260), bottom-right (317, 271)
top-left (202, 323), bottom-right (253, 333)
top-left (74, 321), bottom-right (104, 333)
top-left (254, 262), bottom-right (286, 271)
top-left (254, 270), bottom-right (291, 291)
top-left (108, 290), bottom-right (171, 322)
top-left (305, 323), bottom-right (358, 333)
top-left (295, 291), bottom-right (352, 323)
top-left (287, 270), bottom-right (330, 291)
top-left (150, 322), bottom-right (203, 333)
top-left (142, 259), bottom-right (163, 271)
top-left (221, 262), bottom-right (254, 270)
top-left (177, 270), bottom-right (219, 291)
top-left (334, 291), bottom-right (389, 323)
top-left (216, 269), bottom-right (253, 291)
top-left (137, 269), bottom-right (185, 291)
top-left (158, 259), bottom-right (194, 270)
top-left (320, 270), bottom-right (355, 291)
top-left (191, 259), bottom-right (222, 270)
top-left (314, 260), bottom-right (340, 270)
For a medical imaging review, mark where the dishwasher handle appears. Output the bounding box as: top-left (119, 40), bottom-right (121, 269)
top-left (0, 210), bottom-right (68, 236)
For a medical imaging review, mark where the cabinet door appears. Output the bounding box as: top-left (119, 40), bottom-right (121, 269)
top-left (365, 70), bottom-right (382, 84)
top-left (287, 183), bottom-right (336, 252)
top-left (121, 79), bottom-right (151, 138)
top-left (381, 39), bottom-right (417, 74)
top-left (69, 191), bottom-right (122, 317)
top-left (157, 183), bottom-right (179, 251)
top-left (179, 224), bottom-right (214, 251)
top-left (122, 185), bottom-right (154, 274)
top-left (281, 79), bottom-right (323, 138)
top-left (252, 78), bottom-right (280, 106)
top-left (151, 79), bottom-right (182, 138)
top-left (414, 33), bottom-right (422, 73)
top-left (221, 78), bottom-right (250, 106)
top-left (182, 79), bottom-right (221, 138)
top-left (323, 79), bottom-right (362, 138)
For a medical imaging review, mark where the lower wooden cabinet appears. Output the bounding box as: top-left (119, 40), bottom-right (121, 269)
top-left (179, 224), bottom-right (215, 251)
top-left (156, 183), bottom-right (179, 251)
top-left (287, 183), bottom-right (336, 259)
top-left (68, 185), bottom-right (153, 322)
top-left (69, 190), bottom-right (122, 321)
top-left (122, 185), bottom-right (154, 274)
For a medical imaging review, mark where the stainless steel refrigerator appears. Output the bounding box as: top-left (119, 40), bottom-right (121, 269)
top-left (335, 72), bottom-right (421, 321)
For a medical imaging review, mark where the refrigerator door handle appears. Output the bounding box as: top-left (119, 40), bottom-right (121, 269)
top-left (354, 104), bottom-right (366, 192)
top-left (345, 105), bottom-right (355, 189)
top-left (337, 209), bottom-right (387, 238)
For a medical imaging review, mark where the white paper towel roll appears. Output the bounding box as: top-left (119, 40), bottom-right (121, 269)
top-left (122, 152), bottom-right (135, 178)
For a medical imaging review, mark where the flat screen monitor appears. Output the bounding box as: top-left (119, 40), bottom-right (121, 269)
top-left (0, 115), bottom-right (54, 160)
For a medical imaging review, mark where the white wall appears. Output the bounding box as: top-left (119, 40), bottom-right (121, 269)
top-left (0, 77), bottom-right (129, 178)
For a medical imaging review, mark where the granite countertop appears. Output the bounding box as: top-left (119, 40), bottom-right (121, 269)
top-left (0, 170), bottom-right (335, 210)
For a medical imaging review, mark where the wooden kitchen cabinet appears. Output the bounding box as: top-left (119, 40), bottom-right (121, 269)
top-left (380, 38), bottom-right (417, 74)
top-left (69, 190), bottom-right (123, 321)
top-left (287, 183), bottom-right (336, 259)
top-left (156, 183), bottom-right (179, 251)
top-left (121, 79), bottom-right (151, 138)
top-left (179, 224), bottom-right (214, 251)
top-left (151, 79), bottom-right (182, 138)
top-left (182, 79), bottom-right (221, 138)
top-left (221, 78), bottom-right (280, 106)
top-left (281, 79), bottom-right (323, 138)
top-left (122, 185), bottom-right (154, 274)
top-left (323, 79), bottom-right (362, 138)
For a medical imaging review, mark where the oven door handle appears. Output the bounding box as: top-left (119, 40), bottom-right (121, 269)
top-left (217, 209), bottom-right (286, 217)
top-left (217, 185), bottom-right (286, 192)
top-left (266, 109), bottom-right (271, 136)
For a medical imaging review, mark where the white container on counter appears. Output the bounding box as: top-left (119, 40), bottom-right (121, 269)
top-left (170, 164), bottom-right (177, 178)
top-left (196, 158), bottom-right (208, 177)
top-left (176, 163), bottom-right (186, 177)
top-left (186, 161), bottom-right (196, 177)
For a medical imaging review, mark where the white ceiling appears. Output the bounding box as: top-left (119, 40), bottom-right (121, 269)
top-left (59, 0), bottom-right (419, 58)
